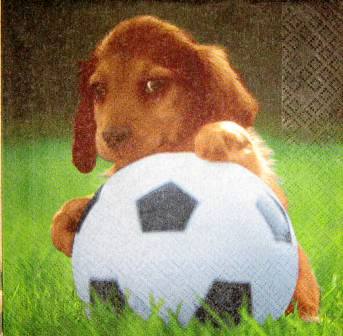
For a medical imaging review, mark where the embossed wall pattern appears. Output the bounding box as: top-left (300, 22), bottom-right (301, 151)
top-left (281, 1), bottom-right (342, 141)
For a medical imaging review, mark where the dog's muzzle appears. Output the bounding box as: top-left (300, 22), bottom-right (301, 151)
top-left (102, 126), bottom-right (132, 148)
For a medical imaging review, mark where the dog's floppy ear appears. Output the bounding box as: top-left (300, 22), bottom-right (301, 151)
top-left (72, 57), bottom-right (98, 173)
top-left (197, 46), bottom-right (259, 127)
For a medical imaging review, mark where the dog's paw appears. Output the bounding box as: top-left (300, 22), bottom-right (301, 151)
top-left (194, 121), bottom-right (261, 175)
top-left (302, 315), bottom-right (320, 323)
top-left (51, 198), bottom-right (91, 257)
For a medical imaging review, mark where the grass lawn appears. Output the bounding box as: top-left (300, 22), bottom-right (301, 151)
top-left (3, 135), bottom-right (343, 335)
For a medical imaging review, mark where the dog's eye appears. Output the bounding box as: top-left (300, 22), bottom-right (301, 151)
top-left (91, 82), bottom-right (107, 103)
top-left (144, 79), bottom-right (166, 94)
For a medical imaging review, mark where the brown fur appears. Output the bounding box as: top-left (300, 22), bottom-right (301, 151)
top-left (52, 16), bottom-right (319, 321)
top-left (72, 58), bottom-right (98, 173)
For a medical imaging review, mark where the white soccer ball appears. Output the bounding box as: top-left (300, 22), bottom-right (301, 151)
top-left (72, 153), bottom-right (298, 325)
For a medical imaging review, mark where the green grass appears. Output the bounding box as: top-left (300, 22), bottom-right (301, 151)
top-left (3, 136), bottom-right (343, 335)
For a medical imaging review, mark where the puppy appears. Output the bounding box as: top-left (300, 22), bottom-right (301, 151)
top-left (52, 16), bottom-right (319, 321)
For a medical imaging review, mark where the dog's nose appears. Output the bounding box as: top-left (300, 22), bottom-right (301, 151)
top-left (102, 126), bottom-right (132, 148)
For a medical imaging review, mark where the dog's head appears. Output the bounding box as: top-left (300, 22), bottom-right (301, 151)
top-left (73, 16), bottom-right (258, 173)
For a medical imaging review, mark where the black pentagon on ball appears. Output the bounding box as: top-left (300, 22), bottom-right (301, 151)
top-left (77, 185), bottom-right (104, 233)
top-left (136, 182), bottom-right (198, 232)
top-left (256, 194), bottom-right (292, 243)
top-left (195, 281), bottom-right (252, 325)
top-left (89, 279), bottom-right (125, 312)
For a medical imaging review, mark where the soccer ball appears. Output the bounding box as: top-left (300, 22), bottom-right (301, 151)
top-left (72, 153), bottom-right (298, 325)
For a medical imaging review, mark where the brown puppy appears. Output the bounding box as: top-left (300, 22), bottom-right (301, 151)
top-left (51, 16), bottom-right (319, 321)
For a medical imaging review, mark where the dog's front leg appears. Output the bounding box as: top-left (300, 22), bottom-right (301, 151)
top-left (194, 121), bottom-right (287, 207)
top-left (51, 197), bottom-right (91, 257)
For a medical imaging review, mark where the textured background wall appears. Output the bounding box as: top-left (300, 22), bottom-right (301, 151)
top-left (281, 1), bottom-right (342, 142)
